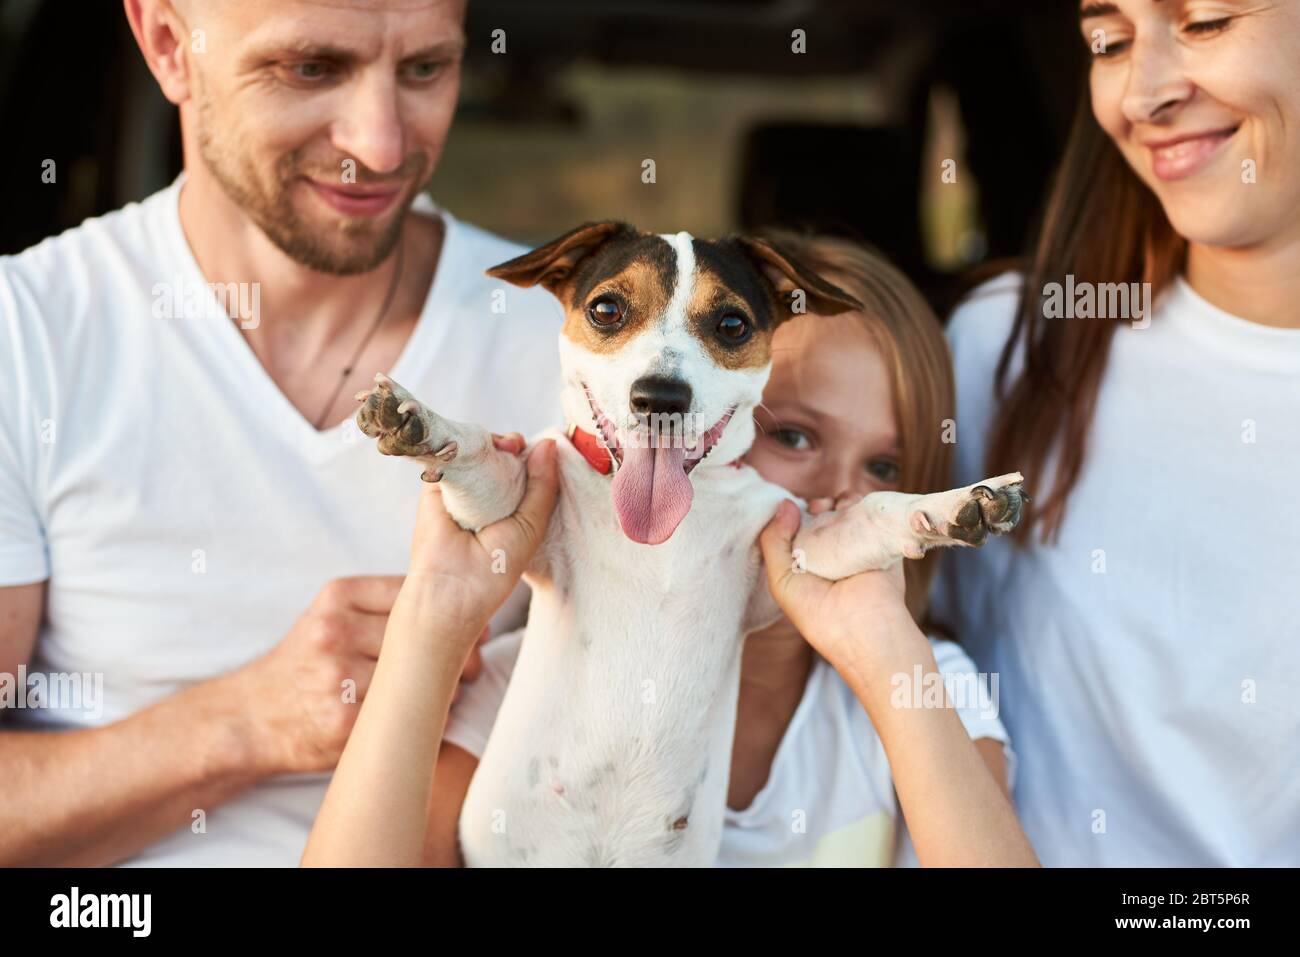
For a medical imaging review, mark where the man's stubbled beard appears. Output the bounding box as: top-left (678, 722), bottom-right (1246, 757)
top-left (195, 92), bottom-right (431, 276)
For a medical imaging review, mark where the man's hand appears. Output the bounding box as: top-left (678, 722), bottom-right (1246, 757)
top-left (227, 438), bottom-right (557, 777)
top-left (226, 575), bottom-right (403, 775)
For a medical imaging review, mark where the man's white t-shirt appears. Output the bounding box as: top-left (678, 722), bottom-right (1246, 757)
top-left (0, 176), bottom-right (565, 866)
top-left (444, 629), bottom-right (1014, 867)
top-left (932, 272), bottom-right (1300, 866)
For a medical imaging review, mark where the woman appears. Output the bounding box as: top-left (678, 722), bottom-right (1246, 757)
top-left (303, 236), bottom-right (1038, 867)
top-left (933, 0), bottom-right (1300, 865)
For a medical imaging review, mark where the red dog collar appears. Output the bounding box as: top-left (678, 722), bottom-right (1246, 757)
top-left (568, 424), bottom-right (615, 475)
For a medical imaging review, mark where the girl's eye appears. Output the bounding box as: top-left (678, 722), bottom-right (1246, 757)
top-left (867, 458), bottom-right (900, 483)
top-left (587, 296), bottom-right (624, 326)
top-left (773, 428), bottom-right (811, 452)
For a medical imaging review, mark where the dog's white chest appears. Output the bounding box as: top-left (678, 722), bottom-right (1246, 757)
top-left (458, 454), bottom-right (780, 867)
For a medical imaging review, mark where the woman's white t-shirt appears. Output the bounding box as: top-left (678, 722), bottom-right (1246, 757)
top-left (931, 272), bottom-right (1300, 866)
top-left (444, 629), bottom-right (1013, 867)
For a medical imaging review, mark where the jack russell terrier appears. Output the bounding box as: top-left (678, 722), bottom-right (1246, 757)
top-left (355, 222), bottom-right (1026, 867)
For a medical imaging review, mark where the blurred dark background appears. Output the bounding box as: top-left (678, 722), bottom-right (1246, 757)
top-left (0, 0), bottom-right (1084, 314)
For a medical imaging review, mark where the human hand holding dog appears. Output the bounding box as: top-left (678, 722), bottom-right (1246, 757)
top-left (403, 435), bottom-right (559, 643)
top-left (759, 498), bottom-right (928, 708)
top-left (302, 436), bottom-right (560, 866)
top-left (760, 498), bottom-right (1039, 867)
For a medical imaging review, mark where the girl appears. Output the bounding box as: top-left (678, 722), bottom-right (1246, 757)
top-left (303, 234), bottom-right (1037, 867)
top-left (723, 232), bottom-right (1028, 866)
top-left (933, 0), bottom-right (1300, 865)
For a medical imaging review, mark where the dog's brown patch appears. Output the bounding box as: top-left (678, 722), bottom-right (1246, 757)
top-left (560, 236), bottom-right (677, 354)
top-left (684, 266), bottom-right (775, 370)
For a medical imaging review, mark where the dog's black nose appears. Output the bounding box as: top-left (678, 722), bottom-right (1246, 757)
top-left (629, 375), bottom-right (692, 416)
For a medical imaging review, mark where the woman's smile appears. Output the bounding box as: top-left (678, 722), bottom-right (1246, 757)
top-left (1142, 124), bottom-right (1241, 181)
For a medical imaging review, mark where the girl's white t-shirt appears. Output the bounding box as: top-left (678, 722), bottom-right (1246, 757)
top-left (444, 629), bottom-right (1013, 867)
top-left (0, 176), bottom-right (566, 865)
top-left (931, 272), bottom-right (1300, 866)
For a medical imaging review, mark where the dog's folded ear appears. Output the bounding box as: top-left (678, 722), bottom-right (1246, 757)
top-left (486, 221), bottom-right (636, 295)
top-left (737, 236), bottom-right (863, 318)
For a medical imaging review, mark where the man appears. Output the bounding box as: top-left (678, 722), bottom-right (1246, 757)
top-left (0, 0), bottom-right (562, 865)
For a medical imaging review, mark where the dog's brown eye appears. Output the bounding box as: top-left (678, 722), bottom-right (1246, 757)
top-left (717, 314), bottom-right (750, 343)
top-left (588, 296), bottom-right (623, 326)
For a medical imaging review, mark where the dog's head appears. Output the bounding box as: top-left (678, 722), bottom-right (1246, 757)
top-left (487, 222), bottom-right (861, 545)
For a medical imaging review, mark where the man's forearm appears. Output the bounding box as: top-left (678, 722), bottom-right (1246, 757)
top-left (0, 671), bottom-right (270, 866)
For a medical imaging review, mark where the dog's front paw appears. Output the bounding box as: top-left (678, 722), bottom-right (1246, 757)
top-left (355, 374), bottom-right (458, 481)
top-left (909, 472), bottom-right (1029, 548)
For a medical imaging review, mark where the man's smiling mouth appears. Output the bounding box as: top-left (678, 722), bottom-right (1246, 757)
top-left (302, 177), bottom-right (405, 217)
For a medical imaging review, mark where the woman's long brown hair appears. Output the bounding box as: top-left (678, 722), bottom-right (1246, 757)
top-left (984, 98), bottom-right (1187, 543)
top-left (761, 230), bottom-right (955, 626)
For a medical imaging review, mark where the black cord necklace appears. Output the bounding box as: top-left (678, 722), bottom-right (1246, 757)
top-left (312, 240), bottom-right (405, 430)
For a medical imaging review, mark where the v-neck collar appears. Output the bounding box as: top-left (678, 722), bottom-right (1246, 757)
top-left (164, 173), bottom-right (461, 466)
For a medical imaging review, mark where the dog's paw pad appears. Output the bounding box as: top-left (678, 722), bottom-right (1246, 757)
top-left (948, 497), bottom-right (989, 546)
top-left (355, 375), bottom-right (438, 457)
top-left (946, 479), bottom-right (1028, 545)
top-left (910, 474), bottom-right (1028, 550)
top-left (973, 483), bottom-right (1026, 533)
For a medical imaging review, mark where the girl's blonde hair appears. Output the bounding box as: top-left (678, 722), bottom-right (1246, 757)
top-left (760, 230), bottom-right (956, 626)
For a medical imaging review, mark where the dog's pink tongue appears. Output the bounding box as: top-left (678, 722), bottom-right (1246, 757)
top-left (611, 442), bottom-right (693, 544)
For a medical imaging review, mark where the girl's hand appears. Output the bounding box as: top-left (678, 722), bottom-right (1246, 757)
top-left (758, 498), bottom-right (1040, 867)
top-left (758, 498), bottom-right (926, 687)
top-left (305, 436), bottom-right (559, 868)
top-left (404, 437), bottom-right (559, 646)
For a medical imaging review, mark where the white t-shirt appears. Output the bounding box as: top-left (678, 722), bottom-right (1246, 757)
top-left (444, 628), bottom-right (1013, 867)
top-left (0, 176), bottom-right (565, 866)
top-left (932, 272), bottom-right (1300, 866)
